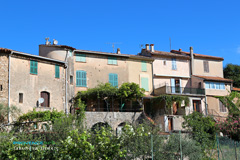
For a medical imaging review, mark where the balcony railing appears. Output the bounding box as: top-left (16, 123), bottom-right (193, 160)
top-left (166, 86), bottom-right (205, 95)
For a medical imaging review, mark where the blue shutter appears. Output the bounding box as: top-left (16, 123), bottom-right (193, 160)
top-left (30, 60), bottom-right (38, 74)
top-left (114, 74), bottom-right (118, 87)
top-left (55, 65), bottom-right (60, 78)
top-left (171, 78), bottom-right (175, 93)
top-left (172, 58), bottom-right (177, 70)
top-left (109, 73), bottom-right (118, 87)
top-left (76, 54), bottom-right (86, 62)
top-left (141, 77), bottom-right (149, 91)
top-left (76, 70), bottom-right (87, 87)
top-left (108, 57), bottom-right (117, 65)
top-left (108, 57), bottom-right (112, 64)
top-left (141, 61), bottom-right (147, 71)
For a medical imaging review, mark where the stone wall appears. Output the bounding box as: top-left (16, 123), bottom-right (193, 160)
top-left (85, 112), bottom-right (142, 131)
top-left (0, 53), bottom-right (9, 105)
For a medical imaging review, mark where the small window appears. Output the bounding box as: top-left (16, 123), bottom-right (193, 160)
top-left (109, 73), bottom-right (118, 87)
top-left (19, 93), bottom-right (23, 103)
top-left (68, 50), bottom-right (72, 57)
top-left (163, 60), bottom-right (166, 65)
top-left (172, 58), bottom-right (177, 70)
top-left (30, 60), bottom-right (38, 74)
top-left (205, 82), bottom-right (210, 89)
top-left (55, 65), bottom-right (60, 78)
top-left (108, 57), bottom-right (117, 65)
top-left (141, 61), bottom-right (147, 71)
top-left (219, 100), bottom-right (227, 112)
top-left (76, 70), bottom-right (87, 87)
top-left (204, 61), bottom-right (209, 73)
top-left (220, 83), bottom-right (225, 90)
top-left (70, 75), bottom-right (73, 85)
top-left (76, 53), bottom-right (86, 62)
top-left (0, 85), bottom-right (2, 91)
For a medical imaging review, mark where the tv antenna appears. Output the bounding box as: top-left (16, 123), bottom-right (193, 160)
top-left (106, 42), bottom-right (122, 53)
top-left (169, 37), bottom-right (171, 51)
top-left (139, 44), bottom-right (144, 49)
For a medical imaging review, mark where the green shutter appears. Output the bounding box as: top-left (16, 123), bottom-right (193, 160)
top-left (76, 54), bottom-right (86, 62)
top-left (76, 70), bottom-right (87, 87)
top-left (141, 61), bottom-right (147, 71)
top-left (108, 57), bottom-right (117, 65)
top-left (109, 73), bottom-right (118, 87)
top-left (55, 65), bottom-right (60, 78)
top-left (141, 77), bottom-right (149, 91)
top-left (30, 60), bottom-right (38, 74)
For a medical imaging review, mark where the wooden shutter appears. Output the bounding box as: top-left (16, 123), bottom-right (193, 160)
top-left (204, 61), bottom-right (209, 72)
top-left (141, 77), bottom-right (149, 91)
top-left (76, 70), bottom-right (86, 87)
top-left (55, 65), bottom-right (60, 78)
top-left (109, 73), bottom-right (118, 87)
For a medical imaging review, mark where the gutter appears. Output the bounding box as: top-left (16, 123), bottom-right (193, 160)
top-left (8, 51), bottom-right (13, 123)
top-left (64, 50), bottom-right (69, 114)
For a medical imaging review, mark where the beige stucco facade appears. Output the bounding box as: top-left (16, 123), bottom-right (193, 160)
top-left (8, 55), bottom-right (66, 114)
top-left (127, 58), bottom-right (153, 95)
top-left (193, 58), bottom-right (224, 77)
top-left (0, 53), bottom-right (9, 105)
top-left (207, 96), bottom-right (228, 117)
top-left (74, 53), bottom-right (129, 94)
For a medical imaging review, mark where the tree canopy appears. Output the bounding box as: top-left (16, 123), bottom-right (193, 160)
top-left (224, 64), bottom-right (240, 87)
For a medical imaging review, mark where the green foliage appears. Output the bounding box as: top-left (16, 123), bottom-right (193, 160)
top-left (17, 109), bottom-right (65, 123)
top-left (0, 103), bottom-right (21, 124)
top-left (183, 112), bottom-right (216, 155)
top-left (118, 82), bottom-right (145, 101)
top-left (216, 91), bottom-right (240, 115)
top-left (224, 64), bottom-right (240, 87)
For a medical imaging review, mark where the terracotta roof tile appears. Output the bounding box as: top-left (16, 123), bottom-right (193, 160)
top-left (142, 49), bottom-right (190, 59)
top-left (171, 50), bottom-right (224, 60)
top-left (233, 87), bottom-right (240, 91)
top-left (193, 75), bottom-right (233, 82)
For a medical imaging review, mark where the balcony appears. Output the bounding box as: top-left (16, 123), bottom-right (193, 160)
top-left (154, 85), bottom-right (205, 96)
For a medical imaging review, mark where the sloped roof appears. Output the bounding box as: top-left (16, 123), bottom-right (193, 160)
top-left (232, 87), bottom-right (240, 92)
top-left (171, 50), bottom-right (224, 60)
top-left (193, 75), bottom-right (233, 82)
top-left (142, 49), bottom-right (190, 59)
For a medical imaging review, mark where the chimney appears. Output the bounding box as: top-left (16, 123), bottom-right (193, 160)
top-left (146, 44), bottom-right (150, 51)
top-left (116, 48), bottom-right (121, 54)
top-left (150, 44), bottom-right (154, 52)
top-left (190, 46), bottom-right (194, 76)
top-left (179, 48), bottom-right (182, 52)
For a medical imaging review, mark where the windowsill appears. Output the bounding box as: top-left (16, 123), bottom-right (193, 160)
top-left (30, 73), bottom-right (38, 75)
top-left (108, 64), bottom-right (118, 66)
top-left (76, 61), bottom-right (86, 63)
top-left (76, 86), bottom-right (88, 88)
top-left (36, 107), bottom-right (51, 109)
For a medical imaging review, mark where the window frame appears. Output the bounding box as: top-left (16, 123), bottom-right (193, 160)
top-left (55, 65), bottom-right (60, 78)
top-left (109, 73), bottom-right (118, 88)
top-left (219, 100), bottom-right (227, 112)
top-left (203, 61), bottom-right (209, 73)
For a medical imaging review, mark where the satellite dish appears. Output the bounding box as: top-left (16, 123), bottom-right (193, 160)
top-left (39, 98), bottom-right (44, 104)
top-left (53, 39), bottom-right (58, 45)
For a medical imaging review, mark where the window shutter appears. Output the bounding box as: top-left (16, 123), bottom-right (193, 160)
top-left (172, 58), bottom-right (176, 70)
top-left (76, 71), bottom-right (81, 86)
top-left (30, 60), bottom-right (38, 74)
top-left (108, 57), bottom-right (117, 65)
top-left (76, 54), bottom-right (86, 62)
top-left (141, 61), bottom-right (147, 71)
top-left (204, 61), bottom-right (209, 73)
top-left (114, 74), bottom-right (118, 87)
top-left (55, 65), bottom-right (60, 78)
top-left (171, 78), bottom-right (176, 93)
top-left (82, 71), bottom-right (87, 87)
top-left (141, 77), bottom-right (149, 91)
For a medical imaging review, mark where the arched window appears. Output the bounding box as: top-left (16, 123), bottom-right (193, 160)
top-left (40, 91), bottom-right (50, 107)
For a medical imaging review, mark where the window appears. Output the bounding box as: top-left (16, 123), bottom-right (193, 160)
top-left (40, 91), bottom-right (50, 107)
top-left (19, 93), bottom-right (23, 103)
top-left (204, 61), bottom-right (209, 73)
top-left (141, 77), bottom-right (149, 91)
top-left (172, 58), bottom-right (177, 70)
top-left (76, 53), bottom-right (86, 62)
top-left (108, 57), bottom-right (117, 65)
top-left (76, 70), bottom-right (87, 87)
top-left (163, 60), bottom-right (166, 65)
top-left (68, 50), bottom-right (72, 57)
top-left (109, 73), bottom-right (118, 87)
top-left (30, 60), bottom-right (38, 74)
top-left (141, 61), bottom-right (147, 71)
top-left (55, 65), bottom-right (60, 78)
top-left (219, 100), bottom-right (227, 112)
top-left (205, 81), bottom-right (225, 90)
top-left (0, 85), bottom-right (2, 91)
top-left (70, 75), bottom-right (73, 85)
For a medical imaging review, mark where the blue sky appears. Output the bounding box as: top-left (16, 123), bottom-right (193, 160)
top-left (0, 0), bottom-right (240, 67)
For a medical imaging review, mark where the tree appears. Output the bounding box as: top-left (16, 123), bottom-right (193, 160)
top-left (224, 64), bottom-right (240, 87)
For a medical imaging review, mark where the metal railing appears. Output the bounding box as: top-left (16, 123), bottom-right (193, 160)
top-left (166, 86), bottom-right (205, 95)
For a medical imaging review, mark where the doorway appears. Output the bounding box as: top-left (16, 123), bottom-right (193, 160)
top-left (193, 100), bottom-right (201, 112)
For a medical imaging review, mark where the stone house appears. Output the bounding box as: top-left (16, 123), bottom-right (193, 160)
top-left (0, 48), bottom-right (68, 123)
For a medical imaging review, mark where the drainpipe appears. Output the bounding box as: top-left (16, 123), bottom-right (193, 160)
top-left (64, 50), bottom-right (69, 114)
top-left (8, 51), bottom-right (13, 123)
top-left (151, 61), bottom-right (155, 95)
top-left (205, 95), bottom-right (208, 116)
top-left (190, 46), bottom-right (194, 87)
